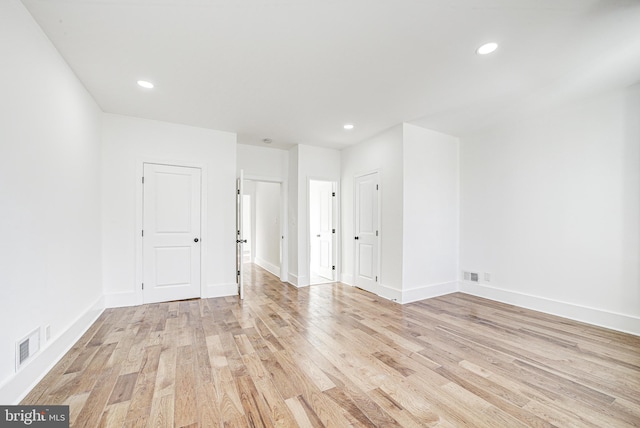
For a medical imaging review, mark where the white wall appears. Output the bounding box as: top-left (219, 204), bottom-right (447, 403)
top-left (296, 145), bottom-right (341, 286)
top-left (255, 182), bottom-right (282, 276)
top-left (341, 126), bottom-right (404, 293)
top-left (402, 124), bottom-right (459, 302)
top-left (101, 114), bottom-right (237, 305)
top-left (287, 146), bottom-right (300, 284)
top-left (0, 0), bottom-right (103, 403)
top-left (459, 85), bottom-right (640, 334)
top-left (237, 144), bottom-right (288, 181)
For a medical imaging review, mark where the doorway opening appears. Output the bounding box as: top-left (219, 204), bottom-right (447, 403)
top-left (309, 179), bottom-right (337, 285)
top-left (242, 194), bottom-right (252, 263)
top-left (243, 180), bottom-right (283, 278)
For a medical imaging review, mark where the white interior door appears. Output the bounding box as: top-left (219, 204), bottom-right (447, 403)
top-left (236, 170), bottom-right (245, 299)
top-left (354, 172), bottom-right (379, 294)
top-left (318, 182), bottom-right (334, 280)
top-left (309, 180), bottom-right (336, 284)
top-left (143, 163), bottom-right (201, 304)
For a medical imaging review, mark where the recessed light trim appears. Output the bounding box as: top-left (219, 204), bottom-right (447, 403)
top-left (137, 80), bottom-right (154, 89)
top-left (262, 138), bottom-right (272, 144)
top-left (343, 123), bottom-right (354, 130)
top-left (476, 42), bottom-right (498, 55)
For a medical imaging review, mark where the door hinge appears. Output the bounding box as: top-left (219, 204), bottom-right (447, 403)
top-left (141, 230), bottom-right (144, 237)
top-left (375, 276), bottom-right (378, 282)
top-left (237, 189), bottom-right (240, 195)
top-left (142, 176), bottom-right (144, 184)
top-left (376, 230), bottom-right (378, 236)
top-left (376, 184), bottom-right (379, 190)
top-left (237, 270), bottom-right (240, 276)
top-left (332, 192), bottom-right (335, 197)
top-left (142, 283), bottom-right (144, 290)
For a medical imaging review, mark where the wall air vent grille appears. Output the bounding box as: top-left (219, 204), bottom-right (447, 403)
top-left (463, 271), bottom-right (479, 282)
top-left (19, 340), bottom-right (29, 364)
top-left (16, 328), bottom-right (40, 371)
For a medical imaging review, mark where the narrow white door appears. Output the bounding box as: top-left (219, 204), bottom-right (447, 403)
top-left (143, 163), bottom-right (201, 304)
top-left (309, 180), bottom-right (336, 284)
top-left (354, 172), bottom-right (379, 294)
top-left (236, 170), bottom-right (245, 299)
top-left (317, 183), bottom-right (335, 280)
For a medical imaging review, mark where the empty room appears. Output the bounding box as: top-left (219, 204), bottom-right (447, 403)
top-left (1, 0), bottom-right (639, 426)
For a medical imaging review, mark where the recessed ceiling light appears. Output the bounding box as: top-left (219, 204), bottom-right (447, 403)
top-left (343, 123), bottom-right (354, 130)
top-left (476, 42), bottom-right (498, 55)
top-left (137, 80), bottom-right (154, 89)
top-left (263, 138), bottom-right (272, 144)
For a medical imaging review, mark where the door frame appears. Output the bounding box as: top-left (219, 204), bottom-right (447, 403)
top-left (307, 177), bottom-right (339, 284)
top-left (242, 174), bottom-right (289, 284)
top-left (135, 158), bottom-right (207, 306)
top-left (353, 169), bottom-right (381, 295)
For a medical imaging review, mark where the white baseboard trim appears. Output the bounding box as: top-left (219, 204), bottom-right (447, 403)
top-left (105, 282), bottom-right (238, 307)
top-left (378, 284), bottom-right (402, 302)
top-left (287, 272), bottom-right (309, 288)
top-left (279, 271), bottom-right (288, 283)
top-left (297, 275), bottom-right (310, 287)
top-left (254, 258), bottom-right (280, 277)
top-left (364, 281), bottom-right (458, 304)
top-left (0, 295), bottom-right (105, 404)
top-left (340, 273), bottom-right (353, 286)
top-left (204, 283), bottom-right (238, 299)
top-left (401, 281), bottom-right (458, 304)
top-left (287, 273), bottom-right (310, 288)
top-left (287, 273), bottom-right (298, 287)
top-left (104, 291), bottom-right (137, 308)
top-left (459, 282), bottom-right (640, 336)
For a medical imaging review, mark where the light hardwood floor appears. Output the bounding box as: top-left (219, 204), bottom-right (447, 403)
top-left (23, 265), bottom-right (640, 427)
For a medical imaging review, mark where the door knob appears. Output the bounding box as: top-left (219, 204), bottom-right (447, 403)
top-left (194, 238), bottom-right (199, 242)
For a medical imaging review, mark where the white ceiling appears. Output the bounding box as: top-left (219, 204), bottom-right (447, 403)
top-left (21, 0), bottom-right (640, 149)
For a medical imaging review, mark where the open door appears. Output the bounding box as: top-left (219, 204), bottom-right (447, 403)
top-left (236, 170), bottom-right (246, 299)
top-left (310, 180), bottom-right (336, 284)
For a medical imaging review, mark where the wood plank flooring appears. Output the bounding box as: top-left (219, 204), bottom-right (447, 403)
top-left (22, 264), bottom-right (640, 427)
